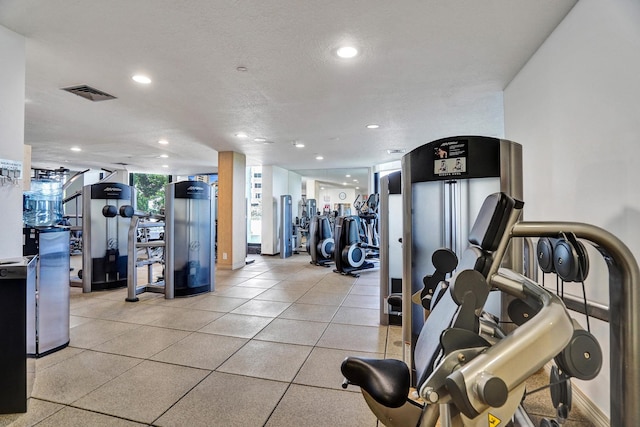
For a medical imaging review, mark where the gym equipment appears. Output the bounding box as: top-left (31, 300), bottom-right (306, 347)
top-left (120, 206), bottom-right (167, 301)
top-left (343, 190), bottom-right (637, 426)
top-left (333, 215), bottom-right (376, 276)
top-left (307, 214), bottom-right (335, 266)
top-left (333, 193), bottom-right (381, 276)
top-left (280, 195), bottom-right (293, 258)
top-left (380, 171), bottom-right (403, 325)
top-left (82, 182), bottom-right (134, 292)
top-left (402, 136), bottom-right (522, 381)
top-left (165, 181), bottom-right (215, 297)
top-left (0, 256), bottom-right (37, 414)
top-left (306, 198), bottom-right (317, 217)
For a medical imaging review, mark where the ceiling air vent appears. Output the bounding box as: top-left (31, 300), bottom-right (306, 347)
top-left (61, 85), bottom-right (117, 102)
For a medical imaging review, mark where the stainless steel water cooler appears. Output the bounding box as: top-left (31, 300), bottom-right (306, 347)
top-left (23, 227), bottom-right (71, 356)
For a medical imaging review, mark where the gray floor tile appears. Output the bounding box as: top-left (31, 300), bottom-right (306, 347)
top-left (93, 325), bottom-right (190, 358)
top-left (265, 384), bottom-right (378, 427)
top-left (217, 340), bottom-right (312, 382)
top-left (253, 288), bottom-right (307, 303)
top-left (386, 325), bottom-right (403, 356)
top-left (69, 315), bottom-right (93, 328)
top-left (0, 398), bottom-right (63, 427)
top-left (341, 294), bottom-right (379, 309)
top-left (35, 406), bottom-right (147, 426)
top-left (187, 295), bottom-right (249, 312)
top-left (148, 306), bottom-right (224, 331)
top-left (69, 319), bottom-right (141, 349)
top-left (231, 299), bottom-right (291, 317)
top-left (332, 306), bottom-right (380, 326)
top-left (73, 360), bottom-right (209, 424)
top-left (293, 347), bottom-right (384, 391)
top-left (198, 313), bottom-right (274, 338)
top-left (155, 372), bottom-right (288, 427)
top-left (317, 324), bottom-right (387, 353)
top-left (31, 350), bottom-right (141, 405)
top-left (271, 279), bottom-right (318, 291)
top-left (35, 347), bottom-right (85, 371)
top-left (254, 318), bottom-right (329, 346)
top-left (297, 290), bottom-right (346, 306)
top-left (311, 281), bottom-right (353, 294)
top-left (278, 303), bottom-right (339, 322)
top-left (216, 286), bottom-right (267, 299)
top-left (236, 277), bottom-right (281, 288)
top-left (350, 284), bottom-right (380, 296)
top-left (151, 332), bottom-right (247, 370)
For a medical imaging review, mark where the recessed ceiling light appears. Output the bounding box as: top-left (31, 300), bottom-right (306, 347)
top-left (293, 142), bottom-right (305, 148)
top-left (336, 46), bottom-right (358, 58)
top-left (345, 174), bottom-right (351, 178)
top-left (321, 187), bottom-right (325, 190)
top-left (159, 154), bottom-right (169, 158)
top-left (353, 179), bottom-right (358, 182)
top-left (342, 182), bottom-right (347, 185)
top-left (254, 137), bottom-right (266, 142)
top-left (356, 186), bottom-right (360, 190)
top-left (158, 139), bottom-right (169, 145)
top-left (236, 66), bottom-right (248, 72)
top-left (235, 132), bottom-right (248, 138)
top-left (162, 164), bottom-right (169, 168)
top-left (315, 155), bottom-right (324, 160)
top-left (132, 74), bottom-right (152, 84)
top-left (366, 124), bottom-right (380, 129)
top-left (70, 147), bottom-right (81, 152)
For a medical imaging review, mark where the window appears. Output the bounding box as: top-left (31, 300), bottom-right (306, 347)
top-left (256, 193), bottom-right (261, 199)
top-left (254, 183), bottom-right (262, 189)
top-left (253, 173), bottom-right (262, 178)
top-left (130, 173), bottom-right (169, 215)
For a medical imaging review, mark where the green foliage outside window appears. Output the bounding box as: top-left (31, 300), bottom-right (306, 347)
top-left (132, 173), bottom-right (169, 214)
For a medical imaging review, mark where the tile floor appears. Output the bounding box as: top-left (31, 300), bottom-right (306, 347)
top-left (1, 254), bottom-right (390, 427)
top-left (0, 253), bottom-right (597, 426)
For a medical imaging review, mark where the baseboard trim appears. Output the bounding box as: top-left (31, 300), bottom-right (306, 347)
top-left (572, 384), bottom-right (610, 427)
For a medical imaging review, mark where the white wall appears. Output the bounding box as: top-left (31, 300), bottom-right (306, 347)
top-left (261, 165), bottom-right (289, 255)
top-left (0, 26), bottom-right (25, 259)
top-left (288, 171), bottom-right (302, 217)
top-left (504, 0), bottom-right (640, 418)
top-left (317, 188), bottom-right (358, 214)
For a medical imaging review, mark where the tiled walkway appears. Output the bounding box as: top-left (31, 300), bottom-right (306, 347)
top-left (0, 253), bottom-right (599, 426)
top-left (1, 254), bottom-right (395, 426)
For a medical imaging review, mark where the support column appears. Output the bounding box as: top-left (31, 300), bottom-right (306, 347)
top-left (218, 151), bottom-right (247, 269)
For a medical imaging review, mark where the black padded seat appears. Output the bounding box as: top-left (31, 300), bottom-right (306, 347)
top-left (468, 192), bottom-right (518, 251)
top-left (341, 357), bottom-right (410, 408)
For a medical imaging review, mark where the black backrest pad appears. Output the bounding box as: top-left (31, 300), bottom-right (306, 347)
top-left (468, 192), bottom-right (516, 251)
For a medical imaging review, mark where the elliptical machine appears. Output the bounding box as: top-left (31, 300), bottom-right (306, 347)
top-left (333, 193), bottom-right (380, 276)
top-left (334, 215), bottom-right (377, 276)
top-left (307, 214), bottom-right (335, 266)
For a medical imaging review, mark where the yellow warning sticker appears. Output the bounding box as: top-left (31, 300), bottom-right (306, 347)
top-left (488, 413), bottom-right (501, 426)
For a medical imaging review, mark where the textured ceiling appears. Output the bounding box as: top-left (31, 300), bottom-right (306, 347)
top-left (0, 0), bottom-right (576, 188)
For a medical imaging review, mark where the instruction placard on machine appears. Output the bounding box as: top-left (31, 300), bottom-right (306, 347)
top-left (433, 140), bottom-right (468, 177)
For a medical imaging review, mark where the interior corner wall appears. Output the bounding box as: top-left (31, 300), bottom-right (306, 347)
top-left (0, 25), bottom-right (26, 259)
top-left (261, 165), bottom-right (289, 255)
top-left (504, 0), bottom-right (640, 418)
top-left (231, 154), bottom-right (247, 268)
